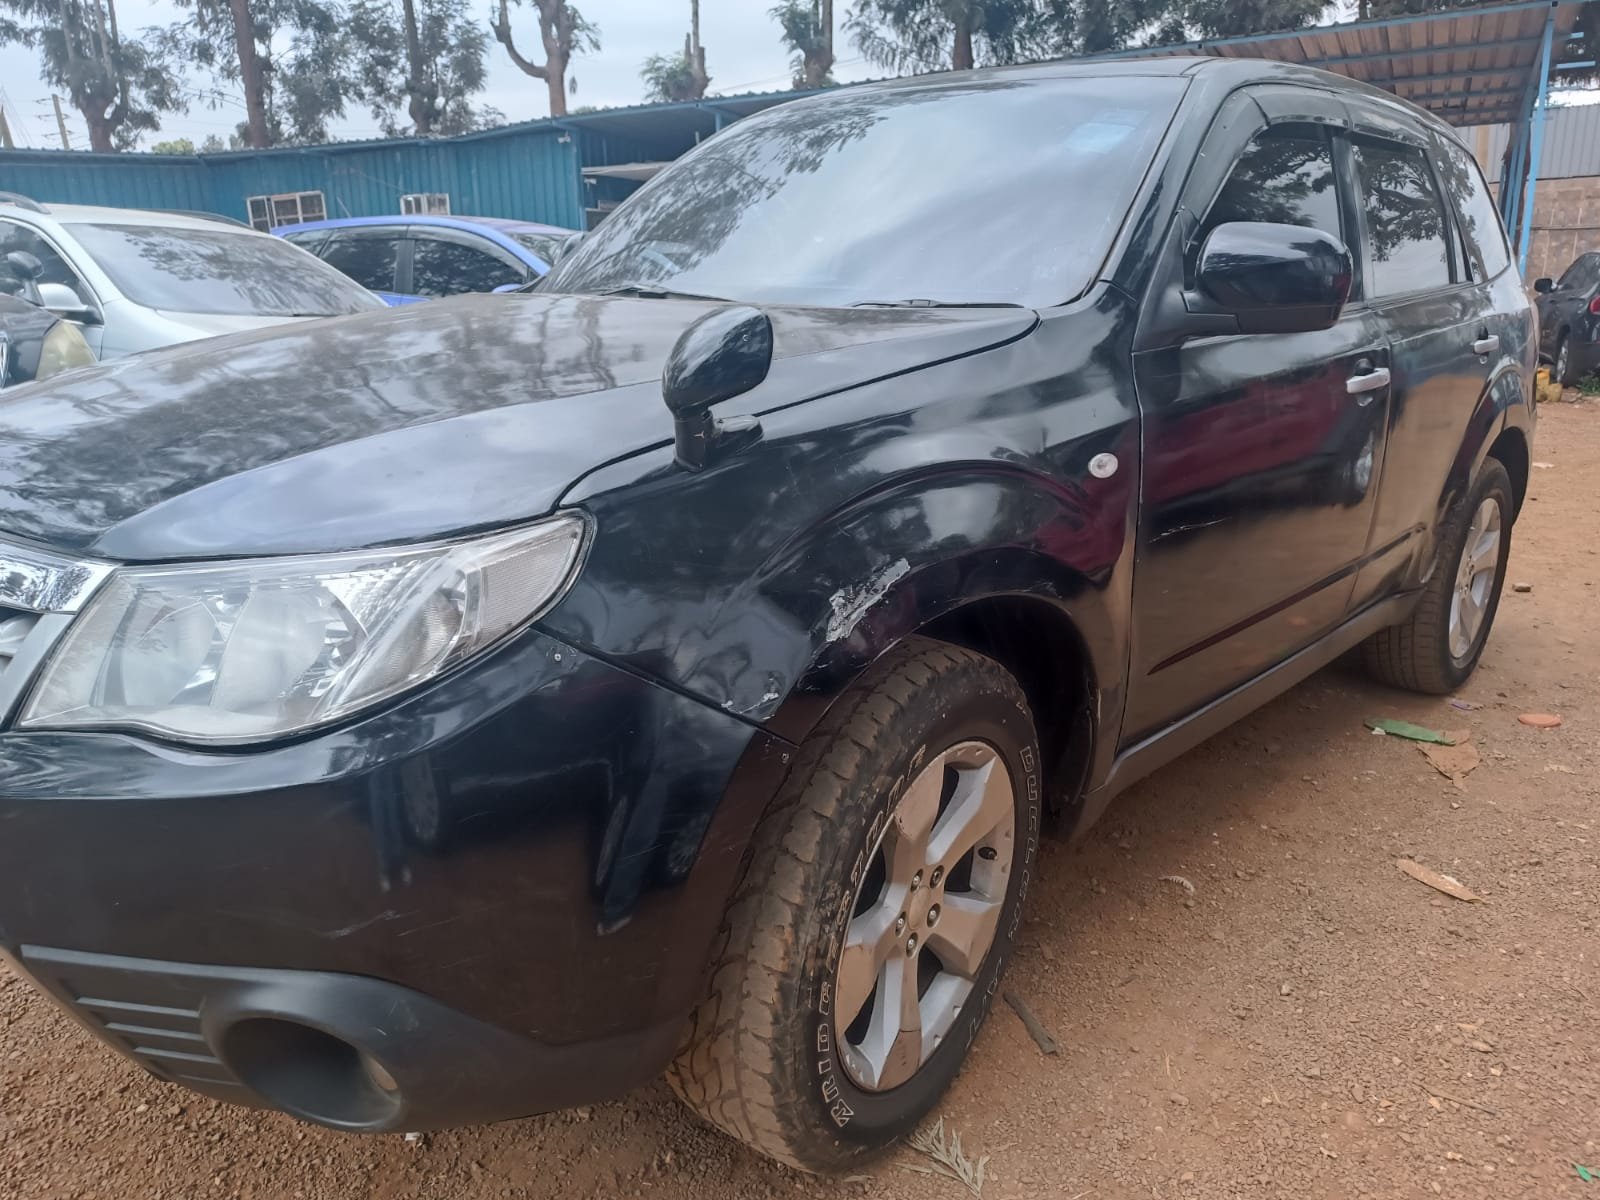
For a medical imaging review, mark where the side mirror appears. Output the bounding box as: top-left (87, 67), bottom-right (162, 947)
top-left (4, 251), bottom-right (42, 282)
top-left (663, 305), bottom-right (773, 470)
top-left (1533, 277), bottom-right (1554, 294)
top-left (1196, 221), bottom-right (1352, 335)
top-left (553, 231), bottom-right (585, 265)
top-left (0, 332), bottom-right (10, 388)
top-left (37, 281), bottom-right (99, 324)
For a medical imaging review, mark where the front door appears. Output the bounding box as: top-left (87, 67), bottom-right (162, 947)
top-left (1124, 105), bottom-right (1390, 742)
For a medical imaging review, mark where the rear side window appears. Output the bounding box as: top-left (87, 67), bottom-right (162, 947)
top-left (410, 237), bottom-right (524, 297)
top-left (1204, 130), bottom-right (1343, 240)
top-left (319, 232), bottom-right (402, 292)
top-left (1352, 141), bottom-right (1453, 298)
top-left (1435, 137), bottom-right (1511, 281)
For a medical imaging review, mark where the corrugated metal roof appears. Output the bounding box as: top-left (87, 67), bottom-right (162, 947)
top-left (1472, 100), bottom-right (1600, 179)
top-left (1087, 0), bottom-right (1593, 128)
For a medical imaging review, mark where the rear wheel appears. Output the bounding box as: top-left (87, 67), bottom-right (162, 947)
top-left (1363, 459), bottom-right (1513, 694)
top-left (1555, 332), bottom-right (1580, 386)
top-left (667, 637), bottom-right (1042, 1172)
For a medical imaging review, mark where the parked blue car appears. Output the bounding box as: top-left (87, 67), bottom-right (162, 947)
top-left (274, 215), bottom-right (576, 303)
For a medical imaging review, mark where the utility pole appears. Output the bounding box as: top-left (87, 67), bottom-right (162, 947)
top-left (50, 95), bottom-right (72, 150)
top-left (0, 108), bottom-right (14, 150)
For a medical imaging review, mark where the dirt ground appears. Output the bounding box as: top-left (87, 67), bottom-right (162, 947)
top-left (3, 401), bottom-right (1597, 1200)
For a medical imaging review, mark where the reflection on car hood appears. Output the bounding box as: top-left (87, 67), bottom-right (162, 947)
top-left (0, 292), bottom-right (1035, 561)
top-left (150, 309), bottom-right (324, 337)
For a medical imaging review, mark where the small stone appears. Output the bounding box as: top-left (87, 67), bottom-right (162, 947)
top-left (1512, 582), bottom-right (1532, 593)
top-left (1305, 1066), bottom-right (1322, 1079)
top-left (166, 1104), bottom-right (182, 1118)
top-left (1168, 1092), bottom-right (1190, 1106)
top-left (1180, 1171), bottom-right (1195, 1183)
top-left (1446, 1151), bottom-right (1464, 1162)
top-left (1352, 1082), bottom-right (1366, 1103)
top-left (1470, 1040), bottom-right (1494, 1053)
top-left (1280, 982), bottom-right (1293, 996)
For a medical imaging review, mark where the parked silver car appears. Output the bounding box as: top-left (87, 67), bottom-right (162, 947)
top-left (0, 195), bottom-right (385, 357)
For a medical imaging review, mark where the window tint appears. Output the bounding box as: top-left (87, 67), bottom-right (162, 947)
top-left (1352, 141), bottom-right (1453, 297)
top-left (1435, 137), bottom-right (1510, 281)
top-left (0, 220), bottom-right (87, 298)
top-left (410, 237), bottom-right (523, 297)
top-left (318, 232), bottom-right (402, 292)
top-left (1206, 131), bottom-right (1342, 239)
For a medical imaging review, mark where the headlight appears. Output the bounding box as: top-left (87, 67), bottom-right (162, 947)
top-left (19, 516), bottom-right (587, 744)
top-left (36, 321), bottom-right (96, 380)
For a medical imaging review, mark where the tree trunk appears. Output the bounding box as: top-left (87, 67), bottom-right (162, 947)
top-left (401, 0), bottom-right (430, 134)
top-left (229, 0), bottom-right (270, 147)
top-left (85, 110), bottom-right (114, 152)
top-left (952, 9), bottom-right (974, 70)
top-left (689, 0), bottom-right (708, 98)
top-left (546, 55), bottom-right (568, 116)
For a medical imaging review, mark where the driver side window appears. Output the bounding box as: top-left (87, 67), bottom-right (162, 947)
top-left (1204, 130), bottom-right (1344, 241)
top-left (0, 220), bottom-right (86, 299)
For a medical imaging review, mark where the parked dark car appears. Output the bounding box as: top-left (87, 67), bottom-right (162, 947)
top-left (275, 214), bottom-right (576, 302)
top-left (0, 58), bottom-right (1534, 1173)
top-left (1533, 251), bottom-right (1600, 383)
top-left (0, 273), bottom-right (95, 387)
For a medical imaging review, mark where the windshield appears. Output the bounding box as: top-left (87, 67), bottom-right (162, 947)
top-left (69, 223), bottom-right (386, 317)
top-left (509, 230), bottom-right (570, 266)
top-left (544, 75), bottom-right (1185, 309)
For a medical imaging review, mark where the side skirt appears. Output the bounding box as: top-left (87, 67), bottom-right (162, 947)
top-left (1068, 590), bottom-right (1421, 840)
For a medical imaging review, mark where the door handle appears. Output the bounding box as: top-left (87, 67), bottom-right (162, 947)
top-left (1473, 335), bottom-right (1500, 355)
top-left (1346, 366), bottom-right (1391, 396)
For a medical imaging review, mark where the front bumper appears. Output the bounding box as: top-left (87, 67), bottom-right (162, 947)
top-left (0, 624), bottom-right (795, 1129)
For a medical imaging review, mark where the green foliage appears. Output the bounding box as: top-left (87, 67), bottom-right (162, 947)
top-left (846, 0), bottom-right (1041, 71)
top-left (150, 136), bottom-right (195, 153)
top-left (641, 50), bottom-right (707, 103)
top-left (773, 0), bottom-right (834, 89)
top-left (1179, 0), bottom-right (1322, 38)
top-left (350, 0), bottom-right (495, 136)
top-left (165, 0), bottom-right (360, 146)
top-left (200, 133), bottom-right (228, 151)
top-left (0, 0), bottom-right (185, 150)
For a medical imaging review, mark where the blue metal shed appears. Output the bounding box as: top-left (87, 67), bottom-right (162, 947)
top-left (0, 89), bottom-right (816, 231)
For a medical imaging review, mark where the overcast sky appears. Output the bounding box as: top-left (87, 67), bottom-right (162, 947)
top-left (0, 0), bottom-right (883, 150)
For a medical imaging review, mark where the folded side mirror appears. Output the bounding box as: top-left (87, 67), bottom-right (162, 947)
top-left (1196, 221), bottom-right (1352, 335)
top-left (663, 305), bottom-right (773, 470)
top-left (1533, 277), bottom-right (1554, 294)
top-left (4, 251), bottom-right (42, 282)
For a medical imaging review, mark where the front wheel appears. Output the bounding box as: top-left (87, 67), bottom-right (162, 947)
top-left (668, 637), bottom-right (1042, 1172)
top-left (1362, 459), bottom-right (1513, 694)
top-left (1555, 332), bottom-right (1581, 386)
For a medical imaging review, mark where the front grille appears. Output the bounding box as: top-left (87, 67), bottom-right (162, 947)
top-left (17, 947), bottom-right (245, 1095)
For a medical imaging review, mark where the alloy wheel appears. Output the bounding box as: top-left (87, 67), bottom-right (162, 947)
top-left (1448, 496), bottom-right (1502, 660)
top-left (833, 741), bottom-right (1015, 1093)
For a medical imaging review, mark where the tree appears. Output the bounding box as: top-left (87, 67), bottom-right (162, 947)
top-left (1178, 0), bottom-right (1322, 38)
top-left (0, 0), bottom-right (185, 151)
top-left (773, 0), bottom-right (833, 89)
top-left (200, 132), bottom-right (227, 151)
top-left (351, 0), bottom-right (495, 136)
top-left (150, 136), bottom-right (195, 153)
top-left (168, 0), bottom-right (360, 148)
top-left (847, 0), bottom-right (1044, 72)
top-left (490, 0), bottom-right (598, 119)
top-left (640, 1), bottom-right (708, 104)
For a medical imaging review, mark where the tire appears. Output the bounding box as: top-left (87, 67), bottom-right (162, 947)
top-left (668, 636), bottom-right (1042, 1172)
top-left (1555, 332), bottom-right (1580, 386)
top-left (1363, 459), bottom-right (1514, 694)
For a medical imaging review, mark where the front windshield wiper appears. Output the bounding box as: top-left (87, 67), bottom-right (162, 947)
top-left (601, 284), bottom-right (733, 303)
top-left (852, 298), bottom-right (1028, 309)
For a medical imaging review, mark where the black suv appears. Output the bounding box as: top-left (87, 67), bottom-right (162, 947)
top-left (0, 58), bottom-right (1533, 1172)
top-left (1534, 250), bottom-right (1600, 383)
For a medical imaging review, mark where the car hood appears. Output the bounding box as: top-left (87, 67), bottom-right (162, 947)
top-left (149, 309), bottom-right (326, 337)
top-left (0, 292), bottom-right (1035, 561)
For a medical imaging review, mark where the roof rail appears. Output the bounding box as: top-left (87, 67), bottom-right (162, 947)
top-left (0, 192), bottom-right (47, 214)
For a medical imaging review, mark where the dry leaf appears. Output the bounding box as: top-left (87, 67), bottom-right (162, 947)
top-left (1396, 858), bottom-right (1482, 903)
top-left (1419, 739), bottom-right (1481, 789)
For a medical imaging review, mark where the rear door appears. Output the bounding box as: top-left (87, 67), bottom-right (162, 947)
top-left (406, 230), bottom-right (528, 297)
top-left (1125, 89), bottom-right (1391, 741)
top-left (316, 227), bottom-right (405, 295)
top-left (1345, 111), bottom-right (1502, 605)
